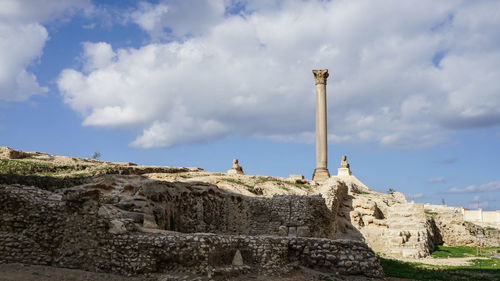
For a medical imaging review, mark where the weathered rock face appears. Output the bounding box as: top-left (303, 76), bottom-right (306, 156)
top-left (70, 175), bottom-right (334, 238)
top-left (381, 203), bottom-right (438, 258)
top-left (318, 178), bottom-right (348, 234)
top-left (0, 147), bottom-right (30, 159)
top-left (332, 179), bottom-right (500, 258)
top-left (429, 207), bottom-right (500, 247)
top-left (0, 184), bottom-right (384, 279)
top-left (333, 180), bottom-right (438, 258)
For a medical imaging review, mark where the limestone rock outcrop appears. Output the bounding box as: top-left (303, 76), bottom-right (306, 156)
top-left (427, 205), bottom-right (500, 247)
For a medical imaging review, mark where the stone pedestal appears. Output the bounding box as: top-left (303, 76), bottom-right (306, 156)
top-left (313, 168), bottom-right (330, 180)
top-left (337, 155), bottom-right (352, 176)
top-left (227, 158), bottom-right (244, 175)
top-left (312, 69), bottom-right (330, 181)
top-left (337, 168), bottom-right (352, 176)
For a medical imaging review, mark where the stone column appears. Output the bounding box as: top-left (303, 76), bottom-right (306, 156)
top-left (312, 69), bottom-right (330, 180)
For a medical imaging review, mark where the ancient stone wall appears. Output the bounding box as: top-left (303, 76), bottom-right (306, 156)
top-left (100, 177), bottom-right (333, 238)
top-left (0, 184), bottom-right (383, 279)
top-left (463, 209), bottom-right (500, 229)
top-left (429, 209), bottom-right (500, 247)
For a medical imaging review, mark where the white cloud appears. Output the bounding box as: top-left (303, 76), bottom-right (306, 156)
top-left (0, 22), bottom-right (48, 101)
top-left (81, 42), bottom-right (116, 72)
top-left (445, 181), bottom-right (500, 193)
top-left (0, 0), bottom-right (89, 101)
top-left (406, 192), bottom-right (425, 199)
top-left (130, 0), bottom-right (225, 40)
top-left (0, 0), bottom-right (89, 23)
top-left (58, 0), bottom-right (500, 148)
top-left (467, 195), bottom-right (500, 210)
top-left (427, 177), bottom-right (447, 184)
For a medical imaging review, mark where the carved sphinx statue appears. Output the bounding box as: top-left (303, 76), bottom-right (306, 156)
top-left (227, 158), bottom-right (244, 175)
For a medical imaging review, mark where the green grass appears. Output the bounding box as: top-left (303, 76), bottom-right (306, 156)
top-left (291, 182), bottom-right (310, 189)
top-left (0, 159), bottom-right (120, 178)
top-left (223, 178), bottom-right (257, 192)
top-left (72, 173), bottom-right (91, 178)
top-left (380, 256), bottom-right (500, 281)
top-left (424, 210), bottom-right (439, 216)
top-left (255, 176), bottom-right (311, 190)
top-left (432, 246), bottom-right (500, 258)
top-left (486, 227), bottom-right (497, 231)
top-left (380, 246), bottom-right (500, 280)
top-left (280, 185), bottom-right (290, 191)
top-left (0, 159), bottom-right (76, 176)
top-left (359, 191), bottom-right (370, 195)
top-left (255, 176), bottom-right (280, 184)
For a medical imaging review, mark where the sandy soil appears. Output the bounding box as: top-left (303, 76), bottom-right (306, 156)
top-left (0, 264), bottom-right (151, 281)
top-left (230, 268), bottom-right (410, 281)
top-left (0, 264), bottom-right (411, 281)
top-left (399, 256), bottom-right (491, 266)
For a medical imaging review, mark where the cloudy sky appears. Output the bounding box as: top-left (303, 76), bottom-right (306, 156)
top-left (1, 0), bottom-right (499, 210)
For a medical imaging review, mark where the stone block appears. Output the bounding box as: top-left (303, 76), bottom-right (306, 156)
top-left (108, 219), bottom-right (127, 234)
top-left (278, 226), bottom-right (288, 236)
top-left (297, 226), bottom-right (310, 237)
top-left (289, 174), bottom-right (304, 180)
top-left (232, 249), bottom-right (244, 266)
top-left (143, 214), bottom-right (158, 229)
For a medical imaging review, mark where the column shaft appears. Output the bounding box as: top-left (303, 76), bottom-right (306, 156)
top-left (312, 69), bottom-right (330, 181)
top-left (316, 83), bottom-right (328, 169)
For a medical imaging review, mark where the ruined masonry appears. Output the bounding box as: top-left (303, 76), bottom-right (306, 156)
top-left (0, 182), bottom-right (383, 280)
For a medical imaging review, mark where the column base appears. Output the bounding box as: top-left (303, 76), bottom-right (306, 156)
top-left (337, 167), bottom-right (352, 177)
top-left (312, 168), bottom-right (330, 181)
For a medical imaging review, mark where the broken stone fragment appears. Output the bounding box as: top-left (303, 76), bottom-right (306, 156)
top-left (278, 225), bottom-right (288, 236)
top-left (232, 249), bottom-right (244, 266)
top-left (62, 189), bottom-right (100, 203)
top-left (108, 219), bottom-right (127, 234)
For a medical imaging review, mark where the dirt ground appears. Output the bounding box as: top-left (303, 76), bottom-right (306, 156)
top-left (0, 263), bottom-right (151, 281)
top-left (0, 263), bottom-right (414, 281)
top-left (398, 256), bottom-right (490, 266)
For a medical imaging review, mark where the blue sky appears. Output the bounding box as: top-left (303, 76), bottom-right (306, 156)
top-left (1, 0), bottom-right (499, 210)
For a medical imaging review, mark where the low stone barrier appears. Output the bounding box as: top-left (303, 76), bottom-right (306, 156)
top-left (0, 184), bottom-right (383, 279)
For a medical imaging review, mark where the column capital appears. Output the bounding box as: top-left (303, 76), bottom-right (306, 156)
top-left (313, 69), bottom-right (329, 85)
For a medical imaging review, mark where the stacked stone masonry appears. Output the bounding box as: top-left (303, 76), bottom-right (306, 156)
top-left (78, 175), bottom-right (333, 238)
top-left (0, 184), bottom-right (383, 279)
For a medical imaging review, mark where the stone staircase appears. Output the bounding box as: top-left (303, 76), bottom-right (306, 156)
top-left (383, 203), bottom-right (436, 258)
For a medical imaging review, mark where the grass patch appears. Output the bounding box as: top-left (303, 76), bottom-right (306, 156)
top-left (380, 256), bottom-right (500, 281)
top-left (223, 178), bottom-right (257, 192)
top-left (97, 166), bottom-right (119, 174)
top-left (486, 227), bottom-right (497, 231)
top-left (0, 159), bottom-right (76, 176)
top-left (72, 173), bottom-right (91, 178)
top-left (280, 186), bottom-right (290, 191)
top-left (381, 246), bottom-right (500, 280)
top-left (255, 176), bottom-right (280, 184)
top-left (256, 176), bottom-right (311, 190)
top-left (291, 182), bottom-right (310, 189)
top-left (432, 246), bottom-right (500, 258)
top-left (424, 210), bottom-right (439, 216)
top-left (359, 191), bottom-right (370, 195)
